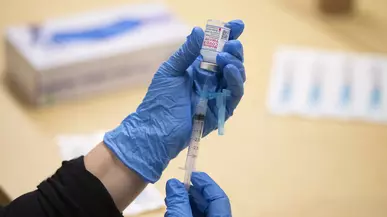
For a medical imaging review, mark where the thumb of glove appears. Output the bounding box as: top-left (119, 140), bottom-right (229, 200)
top-left (165, 27), bottom-right (204, 75)
top-left (165, 179), bottom-right (193, 217)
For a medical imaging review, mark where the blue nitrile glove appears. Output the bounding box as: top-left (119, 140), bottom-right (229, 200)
top-left (165, 172), bottom-right (231, 217)
top-left (104, 20), bottom-right (245, 183)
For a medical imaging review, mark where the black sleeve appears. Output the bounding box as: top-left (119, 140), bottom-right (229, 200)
top-left (0, 157), bottom-right (123, 217)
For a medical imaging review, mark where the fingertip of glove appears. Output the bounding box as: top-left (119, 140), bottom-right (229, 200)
top-left (224, 64), bottom-right (239, 72)
top-left (190, 27), bottom-right (204, 40)
top-left (226, 19), bottom-right (245, 39)
top-left (185, 27), bottom-right (204, 53)
top-left (166, 179), bottom-right (189, 203)
top-left (191, 172), bottom-right (210, 182)
top-left (224, 40), bottom-right (244, 61)
top-left (216, 52), bottom-right (228, 67)
top-left (224, 64), bottom-right (243, 83)
top-left (192, 26), bottom-right (204, 33)
top-left (190, 172), bottom-right (217, 189)
top-left (166, 178), bottom-right (185, 190)
top-left (225, 40), bottom-right (243, 49)
top-left (227, 19), bottom-right (245, 29)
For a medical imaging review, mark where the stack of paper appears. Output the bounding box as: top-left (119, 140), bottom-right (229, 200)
top-left (6, 3), bottom-right (189, 105)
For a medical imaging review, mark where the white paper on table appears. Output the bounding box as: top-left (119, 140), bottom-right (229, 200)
top-left (56, 131), bottom-right (165, 216)
top-left (349, 55), bottom-right (387, 122)
top-left (267, 46), bottom-right (387, 124)
top-left (267, 48), bottom-right (297, 115)
top-left (320, 53), bottom-right (355, 119)
top-left (293, 50), bottom-right (322, 117)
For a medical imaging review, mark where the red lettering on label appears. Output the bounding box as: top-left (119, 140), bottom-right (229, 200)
top-left (204, 40), bottom-right (218, 49)
top-left (203, 37), bottom-right (219, 49)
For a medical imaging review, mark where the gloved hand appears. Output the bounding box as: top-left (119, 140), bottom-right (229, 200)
top-left (104, 20), bottom-right (245, 183)
top-left (165, 172), bottom-right (231, 217)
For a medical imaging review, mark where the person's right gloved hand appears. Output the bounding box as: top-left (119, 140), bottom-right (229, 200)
top-left (165, 172), bottom-right (231, 217)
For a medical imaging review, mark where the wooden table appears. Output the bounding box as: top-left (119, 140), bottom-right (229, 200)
top-left (1, 0), bottom-right (387, 216)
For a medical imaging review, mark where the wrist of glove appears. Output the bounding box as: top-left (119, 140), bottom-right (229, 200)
top-left (104, 112), bottom-right (173, 183)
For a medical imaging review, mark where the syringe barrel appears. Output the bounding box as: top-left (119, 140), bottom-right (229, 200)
top-left (184, 156), bottom-right (195, 190)
top-left (195, 98), bottom-right (208, 116)
top-left (183, 98), bottom-right (207, 189)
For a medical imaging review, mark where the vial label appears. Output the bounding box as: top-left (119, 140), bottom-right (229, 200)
top-left (202, 24), bottom-right (230, 53)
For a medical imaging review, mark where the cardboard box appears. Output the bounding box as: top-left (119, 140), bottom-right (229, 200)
top-left (5, 3), bottom-right (189, 105)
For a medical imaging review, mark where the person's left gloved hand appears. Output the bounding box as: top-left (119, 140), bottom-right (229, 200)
top-left (104, 20), bottom-right (245, 183)
top-left (165, 172), bottom-right (231, 217)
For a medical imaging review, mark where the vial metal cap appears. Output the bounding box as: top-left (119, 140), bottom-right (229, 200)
top-left (200, 62), bottom-right (218, 73)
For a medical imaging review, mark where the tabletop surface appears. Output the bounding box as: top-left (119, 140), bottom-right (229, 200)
top-left (1, 0), bottom-right (387, 216)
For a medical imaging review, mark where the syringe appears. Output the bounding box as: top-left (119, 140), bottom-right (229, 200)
top-left (183, 86), bottom-right (230, 190)
top-left (183, 90), bottom-right (208, 190)
top-left (183, 19), bottom-right (231, 190)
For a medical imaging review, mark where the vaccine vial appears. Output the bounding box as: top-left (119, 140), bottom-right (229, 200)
top-left (200, 20), bottom-right (231, 72)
